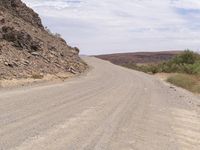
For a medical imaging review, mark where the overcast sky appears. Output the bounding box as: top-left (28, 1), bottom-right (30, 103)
top-left (22, 0), bottom-right (200, 54)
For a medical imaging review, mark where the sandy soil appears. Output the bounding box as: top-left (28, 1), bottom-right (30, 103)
top-left (154, 73), bottom-right (174, 81)
top-left (0, 57), bottom-right (200, 150)
top-left (0, 72), bottom-right (74, 88)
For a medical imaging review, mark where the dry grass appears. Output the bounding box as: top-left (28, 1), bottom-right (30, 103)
top-left (167, 74), bottom-right (200, 93)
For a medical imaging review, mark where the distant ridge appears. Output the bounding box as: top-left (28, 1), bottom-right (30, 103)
top-left (95, 51), bottom-right (183, 65)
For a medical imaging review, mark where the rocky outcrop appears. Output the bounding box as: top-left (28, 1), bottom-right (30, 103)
top-left (1, 26), bottom-right (42, 51)
top-left (0, 0), bottom-right (87, 80)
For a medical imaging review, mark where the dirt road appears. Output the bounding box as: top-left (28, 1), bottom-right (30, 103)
top-left (0, 57), bottom-right (200, 150)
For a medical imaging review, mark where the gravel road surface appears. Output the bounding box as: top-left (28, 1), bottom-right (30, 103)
top-left (0, 57), bottom-right (200, 150)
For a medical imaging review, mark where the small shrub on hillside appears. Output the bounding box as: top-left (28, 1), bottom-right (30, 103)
top-left (54, 33), bottom-right (61, 38)
top-left (45, 26), bottom-right (62, 38)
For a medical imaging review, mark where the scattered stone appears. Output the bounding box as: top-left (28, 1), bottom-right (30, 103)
top-left (0, 18), bottom-right (5, 24)
top-left (0, 11), bottom-right (3, 16)
top-left (31, 52), bottom-right (40, 56)
top-left (68, 66), bottom-right (78, 74)
top-left (12, 61), bottom-right (18, 67)
top-left (50, 51), bottom-right (58, 56)
top-left (55, 64), bottom-right (61, 68)
top-left (22, 60), bottom-right (29, 66)
top-left (74, 47), bottom-right (80, 53)
top-left (48, 45), bottom-right (56, 51)
top-left (4, 61), bottom-right (15, 68)
top-left (0, 32), bottom-right (2, 39)
top-left (170, 86), bottom-right (176, 91)
top-left (4, 61), bottom-right (8, 66)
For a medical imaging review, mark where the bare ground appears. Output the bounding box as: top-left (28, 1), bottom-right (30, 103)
top-left (0, 57), bottom-right (200, 150)
top-left (0, 72), bottom-right (74, 88)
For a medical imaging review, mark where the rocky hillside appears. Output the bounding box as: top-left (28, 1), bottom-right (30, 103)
top-left (0, 0), bottom-right (87, 80)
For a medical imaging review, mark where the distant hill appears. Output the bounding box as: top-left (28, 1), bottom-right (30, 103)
top-left (95, 51), bottom-right (182, 66)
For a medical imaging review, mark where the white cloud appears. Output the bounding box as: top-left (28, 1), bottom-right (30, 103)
top-left (22, 0), bottom-right (200, 54)
top-left (171, 0), bottom-right (200, 9)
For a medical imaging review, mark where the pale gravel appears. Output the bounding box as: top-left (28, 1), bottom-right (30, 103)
top-left (0, 57), bottom-right (200, 150)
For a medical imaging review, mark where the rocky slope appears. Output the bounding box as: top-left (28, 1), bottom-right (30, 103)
top-left (0, 0), bottom-right (87, 80)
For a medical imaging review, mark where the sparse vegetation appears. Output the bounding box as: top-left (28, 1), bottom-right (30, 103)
top-left (54, 33), bottom-right (61, 38)
top-left (45, 26), bottom-right (62, 38)
top-left (129, 50), bottom-right (200, 75)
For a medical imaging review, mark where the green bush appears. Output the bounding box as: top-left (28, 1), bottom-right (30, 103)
top-left (138, 50), bottom-right (200, 74)
top-left (171, 50), bottom-right (200, 65)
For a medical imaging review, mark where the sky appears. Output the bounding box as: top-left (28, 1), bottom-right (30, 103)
top-left (22, 0), bottom-right (200, 55)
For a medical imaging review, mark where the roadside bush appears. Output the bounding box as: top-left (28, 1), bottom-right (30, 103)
top-left (137, 50), bottom-right (200, 74)
top-left (146, 65), bottom-right (159, 74)
top-left (121, 50), bottom-right (200, 75)
top-left (171, 50), bottom-right (200, 65)
top-left (192, 62), bottom-right (200, 74)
